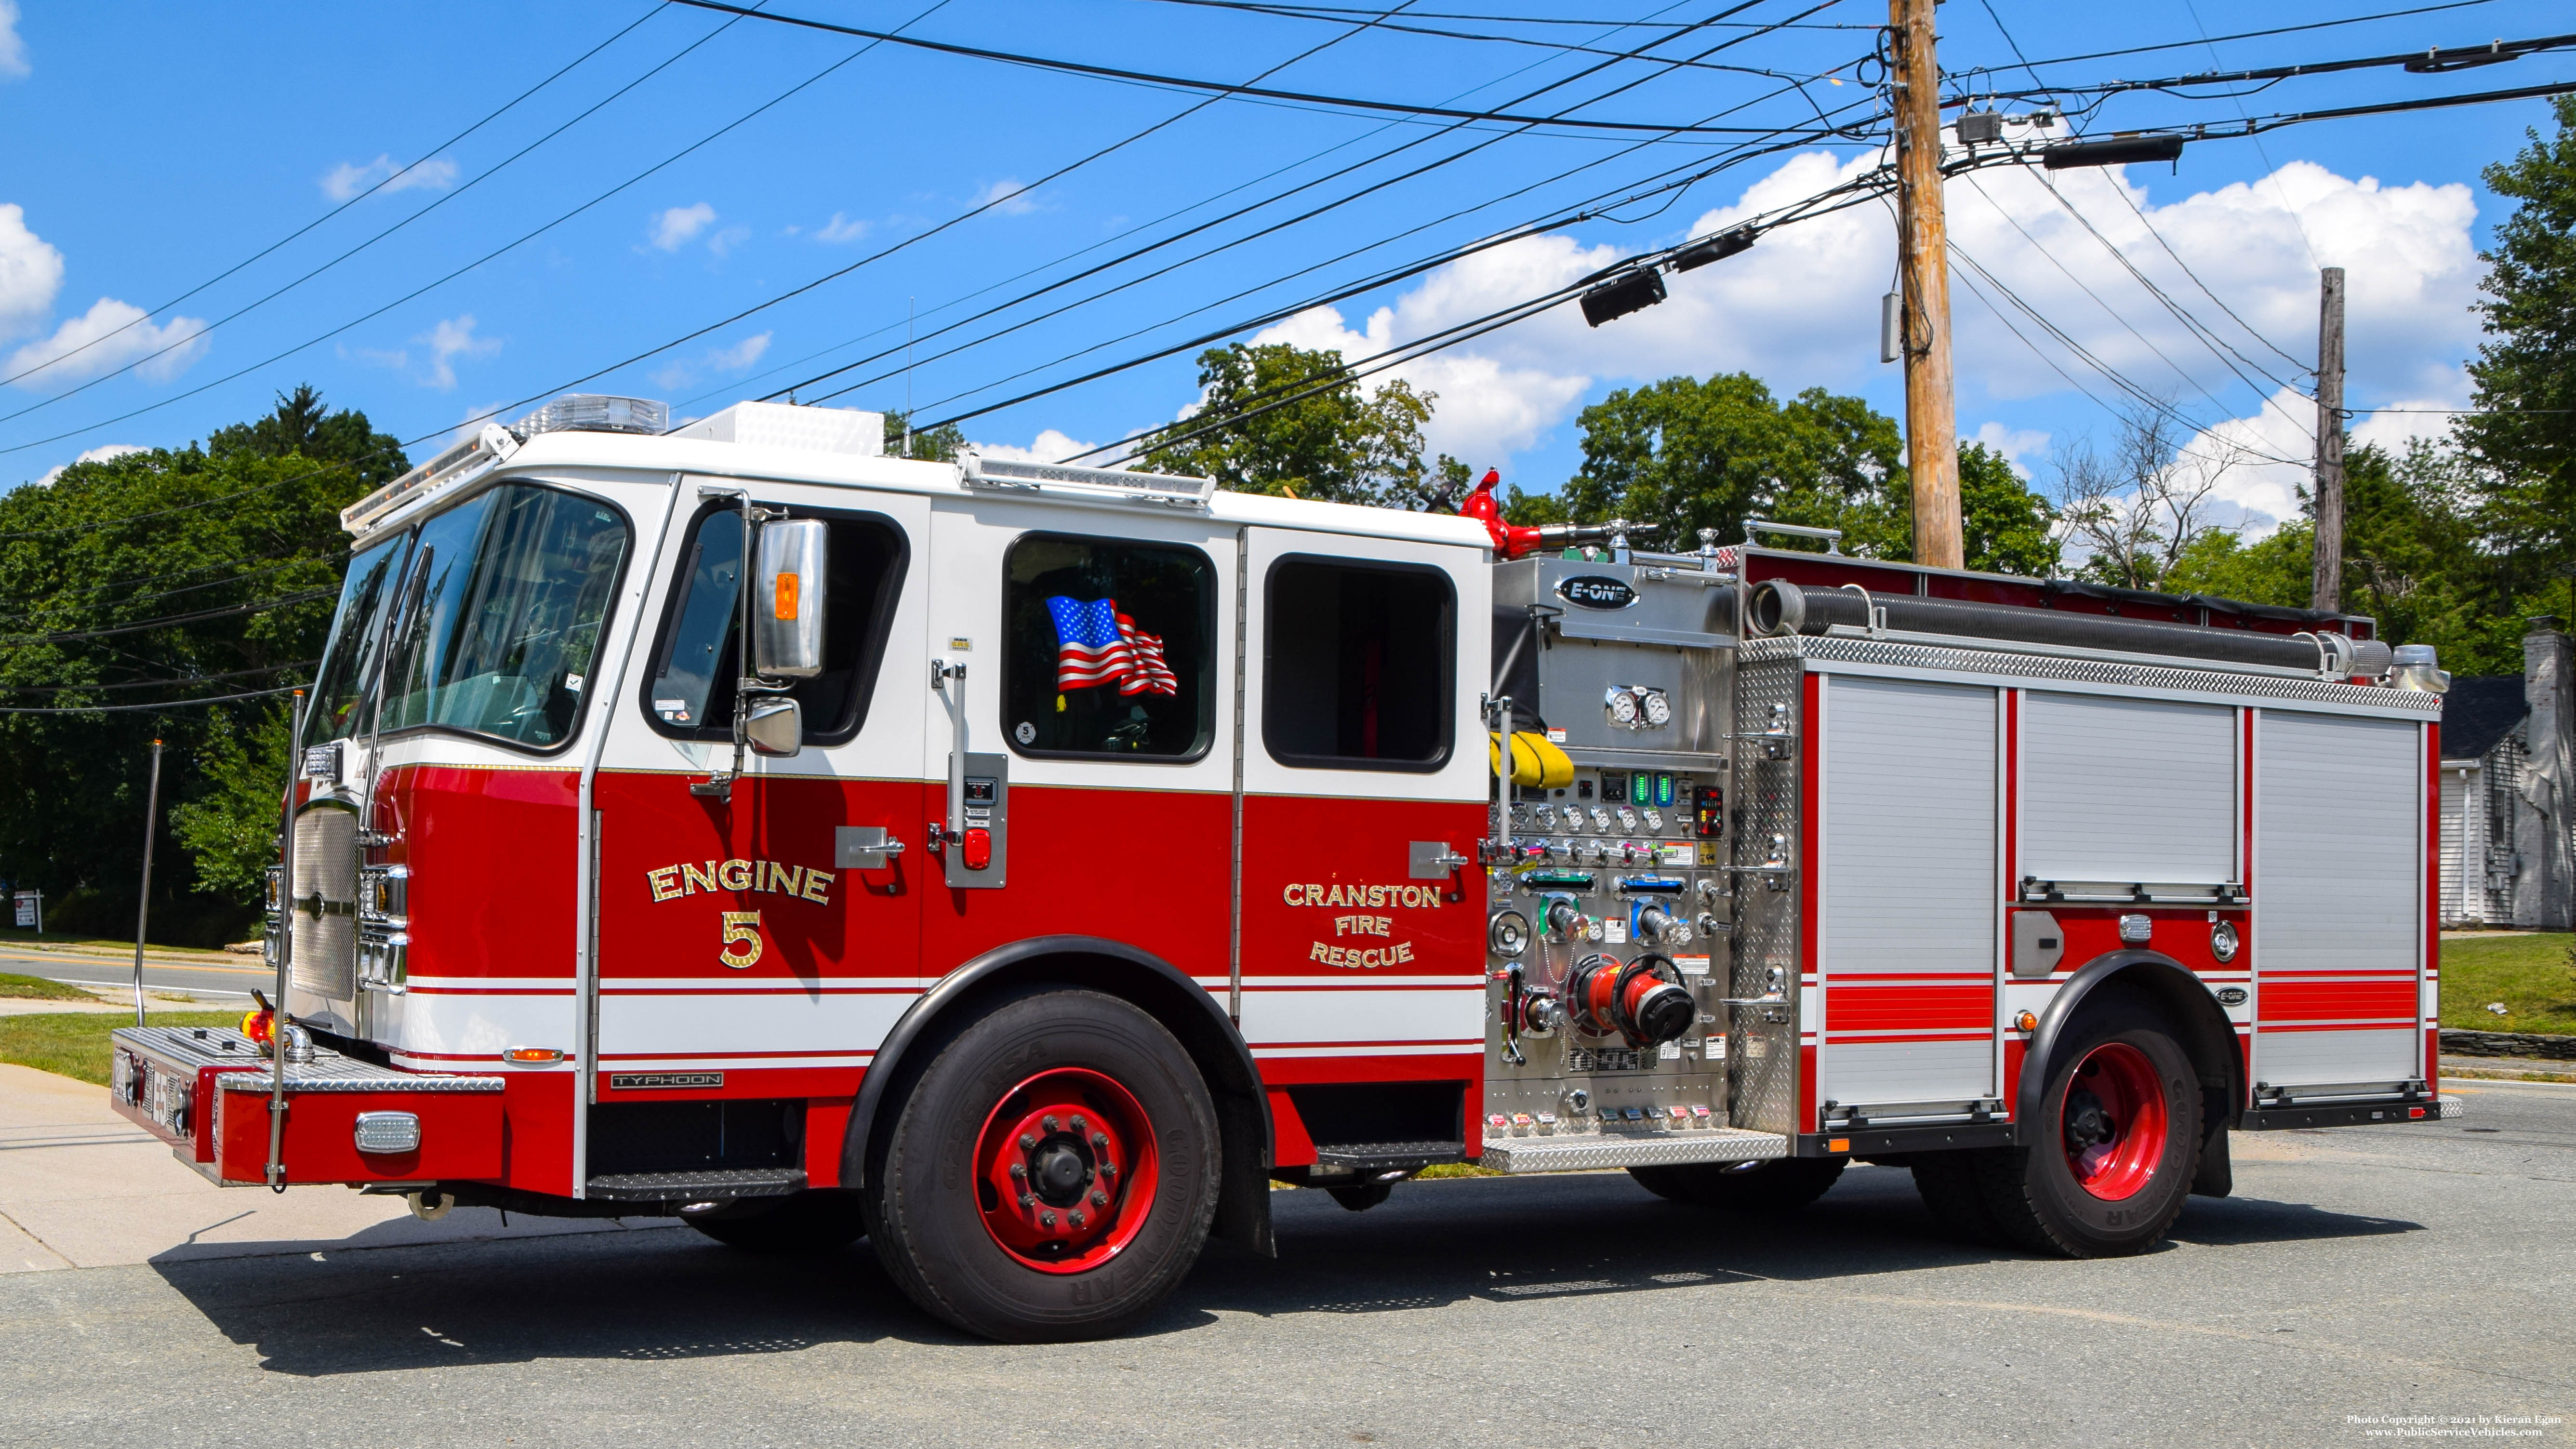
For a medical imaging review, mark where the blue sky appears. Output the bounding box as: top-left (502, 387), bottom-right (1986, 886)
top-left (0, 0), bottom-right (2568, 524)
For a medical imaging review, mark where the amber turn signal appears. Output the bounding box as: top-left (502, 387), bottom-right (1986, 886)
top-left (504, 1047), bottom-right (566, 1064)
top-left (2015, 1010), bottom-right (2038, 1033)
top-left (772, 572), bottom-right (798, 621)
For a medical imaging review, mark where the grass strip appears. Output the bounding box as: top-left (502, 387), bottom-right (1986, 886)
top-left (0, 1010), bottom-right (239, 1085)
top-left (0, 971), bottom-right (96, 1001)
top-left (2442, 933), bottom-right (2576, 1035)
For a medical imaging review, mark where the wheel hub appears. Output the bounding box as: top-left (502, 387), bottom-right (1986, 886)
top-left (974, 1067), bottom-right (1159, 1274)
top-left (2057, 1041), bottom-right (2168, 1202)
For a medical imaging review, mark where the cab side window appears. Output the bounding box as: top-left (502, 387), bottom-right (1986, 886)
top-left (641, 505), bottom-right (908, 745)
top-left (1002, 534), bottom-right (1213, 759)
top-left (1264, 557), bottom-right (1454, 771)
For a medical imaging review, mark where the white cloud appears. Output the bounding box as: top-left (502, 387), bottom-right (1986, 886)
top-left (650, 202), bottom-right (717, 251)
top-left (0, 0), bottom-right (27, 80)
top-left (1259, 148), bottom-right (2485, 488)
top-left (0, 201), bottom-right (64, 340)
top-left (6, 298), bottom-right (208, 386)
top-left (973, 428), bottom-right (1104, 465)
top-left (971, 179), bottom-right (1038, 216)
top-left (417, 314), bottom-right (499, 391)
top-left (32, 443), bottom-right (146, 488)
top-left (1970, 421), bottom-right (2050, 477)
top-left (815, 212), bottom-right (869, 243)
top-left (650, 331), bottom-right (772, 390)
top-left (319, 154), bottom-right (458, 203)
top-left (708, 225), bottom-right (751, 258)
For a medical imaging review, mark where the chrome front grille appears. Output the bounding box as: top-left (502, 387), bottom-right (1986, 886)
top-left (290, 804), bottom-right (359, 1000)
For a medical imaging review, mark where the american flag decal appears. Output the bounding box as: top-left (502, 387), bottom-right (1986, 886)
top-left (1046, 596), bottom-right (1179, 696)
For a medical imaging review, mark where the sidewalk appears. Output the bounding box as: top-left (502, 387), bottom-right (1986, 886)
top-left (0, 1062), bottom-right (677, 1274)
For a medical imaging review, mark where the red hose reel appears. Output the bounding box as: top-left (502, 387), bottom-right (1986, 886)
top-left (1564, 953), bottom-right (1695, 1048)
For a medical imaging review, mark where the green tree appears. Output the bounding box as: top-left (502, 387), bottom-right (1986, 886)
top-left (0, 387), bottom-right (401, 944)
top-left (1134, 343), bottom-right (1436, 506)
top-left (2460, 94), bottom-right (2576, 591)
top-left (208, 384), bottom-right (410, 488)
top-left (1546, 371), bottom-right (2053, 572)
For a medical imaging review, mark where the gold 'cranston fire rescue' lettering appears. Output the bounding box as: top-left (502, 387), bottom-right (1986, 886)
top-left (646, 859), bottom-right (836, 904)
top-left (1282, 880), bottom-right (1438, 970)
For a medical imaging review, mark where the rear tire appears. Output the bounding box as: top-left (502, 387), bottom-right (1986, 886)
top-left (1628, 1156), bottom-right (1846, 1212)
top-left (1974, 996), bottom-right (2201, 1257)
top-left (684, 1190), bottom-right (866, 1255)
top-left (871, 987), bottom-right (1221, 1343)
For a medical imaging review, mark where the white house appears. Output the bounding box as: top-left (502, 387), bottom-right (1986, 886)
top-left (2437, 619), bottom-right (2576, 928)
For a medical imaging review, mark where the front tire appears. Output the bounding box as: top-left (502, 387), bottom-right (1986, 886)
top-left (1974, 996), bottom-right (2201, 1257)
top-left (871, 987), bottom-right (1221, 1342)
top-left (1629, 1156), bottom-right (1846, 1212)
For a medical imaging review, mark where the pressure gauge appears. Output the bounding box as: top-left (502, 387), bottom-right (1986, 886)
top-left (1640, 689), bottom-right (1672, 727)
top-left (1488, 909), bottom-right (1531, 958)
top-left (1643, 808), bottom-right (1665, 832)
top-left (1590, 806), bottom-right (1613, 832)
top-left (1605, 687), bottom-right (1639, 726)
top-left (1532, 803), bottom-right (1555, 828)
top-left (1617, 807), bottom-right (1639, 832)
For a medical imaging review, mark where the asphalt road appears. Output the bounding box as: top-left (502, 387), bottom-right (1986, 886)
top-left (2, 1082), bottom-right (2569, 1449)
top-left (0, 946), bottom-right (266, 1002)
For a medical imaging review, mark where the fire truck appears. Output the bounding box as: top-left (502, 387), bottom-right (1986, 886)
top-left (110, 394), bottom-right (2458, 1342)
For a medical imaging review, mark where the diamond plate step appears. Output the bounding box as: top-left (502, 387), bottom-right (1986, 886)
top-left (585, 1168), bottom-right (807, 1202)
top-left (1478, 1127), bottom-right (1788, 1174)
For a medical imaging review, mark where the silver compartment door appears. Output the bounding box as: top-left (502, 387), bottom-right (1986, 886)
top-left (2021, 693), bottom-right (2239, 888)
top-left (2252, 711), bottom-right (2425, 1088)
top-left (1816, 675), bottom-right (2000, 1114)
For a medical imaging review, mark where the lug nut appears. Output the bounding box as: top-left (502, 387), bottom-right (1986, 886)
top-left (1009, 1162), bottom-right (1026, 1179)
top-left (1018, 1192), bottom-right (1034, 1208)
top-left (1069, 1210), bottom-right (1087, 1229)
top-left (1071, 1115), bottom-right (1088, 1132)
top-left (1091, 1131), bottom-right (1108, 1148)
top-left (1019, 1133), bottom-right (1036, 1151)
top-left (1040, 1211), bottom-right (1056, 1229)
top-left (1090, 1189), bottom-right (1108, 1208)
top-left (1042, 1115), bottom-right (1059, 1132)
top-left (1099, 1160), bottom-right (1116, 1176)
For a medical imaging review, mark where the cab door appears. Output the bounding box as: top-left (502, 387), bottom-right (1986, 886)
top-left (1236, 527), bottom-right (1489, 1112)
top-left (588, 481), bottom-right (930, 1121)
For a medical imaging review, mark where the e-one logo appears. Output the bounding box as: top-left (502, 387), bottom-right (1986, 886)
top-left (1556, 575), bottom-right (1636, 610)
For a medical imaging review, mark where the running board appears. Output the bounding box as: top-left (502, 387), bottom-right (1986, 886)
top-left (1479, 1127), bottom-right (1788, 1174)
top-left (585, 1168), bottom-right (808, 1203)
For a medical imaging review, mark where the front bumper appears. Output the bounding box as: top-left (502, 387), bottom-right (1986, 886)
top-left (109, 1025), bottom-right (504, 1185)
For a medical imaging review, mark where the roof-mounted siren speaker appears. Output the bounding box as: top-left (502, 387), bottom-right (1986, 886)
top-left (2390, 643), bottom-right (2452, 694)
top-left (1580, 268), bottom-right (1667, 328)
top-left (514, 394), bottom-right (669, 438)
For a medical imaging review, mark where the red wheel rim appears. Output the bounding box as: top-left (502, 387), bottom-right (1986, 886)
top-left (2058, 1041), bottom-right (2167, 1201)
top-left (972, 1067), bottom-right (1159, 1274)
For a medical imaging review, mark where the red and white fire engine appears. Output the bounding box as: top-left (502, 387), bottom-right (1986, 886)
top-left (110, 393), bottom-right (2458, 1341)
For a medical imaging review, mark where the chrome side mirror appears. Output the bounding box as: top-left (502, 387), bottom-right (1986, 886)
top-left (753, 519), bottom-right (827, 678)
top-left (743, 696), bottom-right (803, 757)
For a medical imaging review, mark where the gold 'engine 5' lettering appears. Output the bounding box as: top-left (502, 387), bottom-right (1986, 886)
top-left (647, 859), bottom-right (835, 905)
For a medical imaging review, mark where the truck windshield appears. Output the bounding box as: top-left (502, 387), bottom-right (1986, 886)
top-left (308, 532), bottom-right (416, 744)
top-left (371, 483), bottom-right (629, 750)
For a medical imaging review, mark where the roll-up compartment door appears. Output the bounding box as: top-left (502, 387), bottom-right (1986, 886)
top-left (1818, 675), bottom-right (1998, 1112)
top-left (2253, 710), bottom-right (2424, 1088)
top-left (2022, 693), bottom-right (2237, 888)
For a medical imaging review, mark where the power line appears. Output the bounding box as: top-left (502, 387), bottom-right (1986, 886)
top-left (2006, 0), bottom-right (2502, 71)
top-left (1121, 1), bottom-right (1870, 29)
top-left (0, 662), bottom-right (319, 695)
top-left (0, 2), bottom-right (759, 426)
top-left (667, 0), bottom-right (1802, 133)
top-left (0, 3), bottom-right (670, 393)
top-left (781, 8), bottom-right (1863, 406)
top-left (0, 550), bottom-right (352, 625)
top-left (2095, 180), bottom-right (2309, 372)
top-left (0, 589), bottom-right (337, 647)
top-left (1961, 28), bottom-right (2576, 104)
top-left (0, 683), bottom-right (306, 717)
top-left (1121, 0), bottom-right (1840, 78)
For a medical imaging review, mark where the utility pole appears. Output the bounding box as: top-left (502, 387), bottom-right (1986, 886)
top-left (1890, 0), bottom-right (1961, 570)
top-left (131, 737), bottom-right (163, 1026)
top-left (2310, 266), bottom-right (2347, 614)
